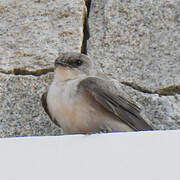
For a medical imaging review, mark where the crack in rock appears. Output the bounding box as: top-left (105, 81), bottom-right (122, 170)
top-left (84, 0), bottom-right (92, 17)
top-left (121, 81), bottom-right (155, 94)
top-left (0, 67), bottom-right (54, 76)
top-left (155, 85), bottom-right (180, 96)
top-left (121, 81), bottom-right (180, 96)
top-left (81, 0), bottom-right (91, 55)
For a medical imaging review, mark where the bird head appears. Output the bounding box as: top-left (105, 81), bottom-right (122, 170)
top-left (54, 52), bottom-right (93, 81)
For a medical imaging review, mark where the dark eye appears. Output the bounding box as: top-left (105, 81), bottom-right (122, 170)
top-left (75, 60), bottom-right (83, 66)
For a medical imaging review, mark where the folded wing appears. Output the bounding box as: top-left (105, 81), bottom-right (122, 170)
top-left (79, 77), bottom-right (153, 131)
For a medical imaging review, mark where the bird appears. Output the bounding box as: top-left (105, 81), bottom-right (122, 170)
top-left (41, 52), bottom-right (153, 134)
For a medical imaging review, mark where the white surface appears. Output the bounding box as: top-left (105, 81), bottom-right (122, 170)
top-left (0, 130), bottom-right (180, 180)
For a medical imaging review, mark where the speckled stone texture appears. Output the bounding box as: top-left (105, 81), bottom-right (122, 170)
top-left (0, 0), bottom-right (86, 137)
top-left (114, 81), bottom-right (180, 130)
top-left (87, 0), bottom-right (180, 129)
top-left (0, 0), bottom-right (86, 72)
top-left (0, 73), bottom-right (61, 137)
top-left (0, 0), bottom-right (180, 137)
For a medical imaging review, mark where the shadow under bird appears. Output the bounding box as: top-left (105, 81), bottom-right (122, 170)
top-left (41, 52), bottom-right (153, 134)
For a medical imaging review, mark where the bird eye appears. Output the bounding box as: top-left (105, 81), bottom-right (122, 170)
top-left (75, 60), bottom-right (83, 66)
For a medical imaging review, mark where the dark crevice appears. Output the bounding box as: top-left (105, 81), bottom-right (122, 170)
top-left (121, 81), bottom-right (180, 96)
top-left (155, 85), bottom-right (180, 96)
top-left (121, 81), bottom-right (155, 94)
top-left (0, 67), bottom-right (54, 76)
top-left (85, 0), bottom-right (92, 17)
top-left (81, 0), bottom-right (91, 55)
top-left (81, 16), bottom-right (89, 55)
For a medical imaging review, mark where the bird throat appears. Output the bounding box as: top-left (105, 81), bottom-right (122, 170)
top-left (55, 66), bottom-right (80, 82)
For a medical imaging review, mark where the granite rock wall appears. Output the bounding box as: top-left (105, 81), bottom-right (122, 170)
top-left (0, 0), bottom-right (179, 137)
top-left (87, 0), bottom-right (180, 130)
top-left (0, 0), bottom-right (86, 137)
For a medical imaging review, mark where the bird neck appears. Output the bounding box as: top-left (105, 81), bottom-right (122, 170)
top-left (54, 67), bottom-right (85, 82)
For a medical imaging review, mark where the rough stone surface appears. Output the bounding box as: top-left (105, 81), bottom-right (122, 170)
top-left (0, 0), bottom-right (86, 72)
top-left (87, 0), bottom-right (180, 129)
top-left (0, 0), bottom-right (180, 137)
top-left (0, 0), bottom-right (86, 137)
top-left (113, 81), bottom-right (180, 130)
top-left (0, 73), bottom-right (61, 137)
top-left (88, 0), bottom-right (180, 91)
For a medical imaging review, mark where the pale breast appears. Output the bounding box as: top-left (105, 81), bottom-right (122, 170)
top-left (47, 79), bottom-right (86, 131)
top-left (47, 79), bottom-right (133, 134)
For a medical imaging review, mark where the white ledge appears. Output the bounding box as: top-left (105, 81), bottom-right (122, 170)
top-left (0, 130), bottom-right (179, 180)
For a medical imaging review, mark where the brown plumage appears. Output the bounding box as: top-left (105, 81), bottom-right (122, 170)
top-left (41, 52), bottom-right (153, 134)
top-left (78, 77), bottom-right (153, 131)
